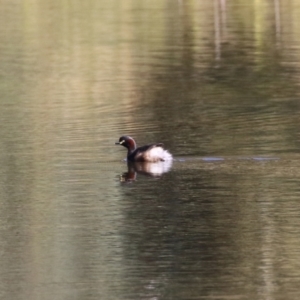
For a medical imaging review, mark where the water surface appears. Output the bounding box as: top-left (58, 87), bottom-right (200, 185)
top-left (1, 0), bottom-right (300, 299)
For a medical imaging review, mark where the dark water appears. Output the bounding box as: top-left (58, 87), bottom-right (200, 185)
top-left (1, 0), bottom-right (300, 299)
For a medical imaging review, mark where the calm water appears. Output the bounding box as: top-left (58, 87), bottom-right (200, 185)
top-left (1, 0), bottom-right (300, 299)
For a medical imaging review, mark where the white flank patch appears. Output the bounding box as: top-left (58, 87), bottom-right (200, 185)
top-left (145, 147), bottom-right (173, 162)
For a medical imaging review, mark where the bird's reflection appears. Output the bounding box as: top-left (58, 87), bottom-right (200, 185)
top-left (120, 160), bottom-right (173, 182)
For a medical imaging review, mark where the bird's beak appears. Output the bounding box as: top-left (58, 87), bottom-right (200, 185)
top-left (116, 140), bottom-right (124, 145)
top-left (115, 142), bottom-right (120, 145)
